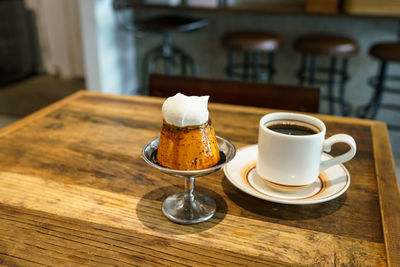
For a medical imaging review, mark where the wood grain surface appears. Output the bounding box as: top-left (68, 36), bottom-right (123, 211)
top-left (0, 91), bottom-right (398, 266)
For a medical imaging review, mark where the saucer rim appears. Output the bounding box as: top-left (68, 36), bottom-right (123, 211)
top-left (248, 165), bottom-right (328, 200)
top-left (223, 144), bottom-right (350, 205)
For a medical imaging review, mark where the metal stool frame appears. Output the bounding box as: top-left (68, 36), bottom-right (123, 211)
top-left (357, 61), bottom-right (400, 131)
top-left (113, 3), bottom-right (206, 95)
top-left (297, 54), bottom-right (351, 116)
top-left (141, 32), bottom-right (198, 95)
top-left (226, 50), bottom-right (276, 82)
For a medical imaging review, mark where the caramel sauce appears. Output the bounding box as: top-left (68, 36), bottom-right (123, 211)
top-left (156, 120), bottom-right (220, 170)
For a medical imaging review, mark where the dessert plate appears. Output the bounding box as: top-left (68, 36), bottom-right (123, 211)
top-left (223, 145), bottom-right (350, 205)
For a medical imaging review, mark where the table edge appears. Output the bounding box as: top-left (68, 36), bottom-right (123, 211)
top-left (371, 122), bottom-right (400, 267)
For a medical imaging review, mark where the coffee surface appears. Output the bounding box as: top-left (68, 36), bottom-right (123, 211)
top-left (267, 123), bottom-right (319, 136)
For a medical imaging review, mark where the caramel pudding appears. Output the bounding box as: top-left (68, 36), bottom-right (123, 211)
top-left (156, 93), bottom-right (220, 170)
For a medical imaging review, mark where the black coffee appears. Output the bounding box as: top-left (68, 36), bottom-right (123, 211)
top-left (267, 122), bottom-right (319, 136)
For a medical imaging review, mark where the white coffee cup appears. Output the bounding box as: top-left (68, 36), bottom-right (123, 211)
top-left (257, 112), bottom-right (356, 187)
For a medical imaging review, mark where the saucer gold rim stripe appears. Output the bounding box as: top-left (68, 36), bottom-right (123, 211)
top-left (243, 166), bottom-right (325, 200)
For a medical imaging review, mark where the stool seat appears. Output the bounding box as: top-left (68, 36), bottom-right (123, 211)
top-left (136, 15), bottom-right (207, 33)
top-left (370, 42), bottom-right (400, 62)
top-left (294, 34), bottom-right (358, 57)
top-left (222, 31), bottom-right (281, 52)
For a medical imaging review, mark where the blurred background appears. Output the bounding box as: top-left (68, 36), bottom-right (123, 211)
top-left (0, 0), bottom-right (399, 177)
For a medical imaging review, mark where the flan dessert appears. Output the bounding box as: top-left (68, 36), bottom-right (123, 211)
top-left (156, 93), bottom-right (220, 170)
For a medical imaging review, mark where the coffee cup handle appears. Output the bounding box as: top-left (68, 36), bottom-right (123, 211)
top-left (320, 134), bottom-right (356, 171)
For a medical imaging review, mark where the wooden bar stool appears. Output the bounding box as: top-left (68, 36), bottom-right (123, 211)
top-left (294, 34), bottom-right (358, 115)
top-left (357, 42), bottom-right (400, 130)
top-left (135, 15), bottom-right (207, 94)
top-left (222, 31), bottom-right (282, 82)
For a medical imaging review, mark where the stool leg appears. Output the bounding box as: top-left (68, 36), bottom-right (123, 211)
top-left (141, 52), bottom-right (152, 95)
top-left (186, 54), bottom-right (199, 75)
top-left (369, 61), bottom-right (388, 119)
top-left (164, 56), bottom-right (173, 74)
top-left (161, 33), bottom-right (174, 73)
top-left (172, 47), bottom-right (187, 75)
top-left (252, 52), bottom-right (260, 81)
top-left (149, 53), bottom-right (163, 73)
top-left (174, 47), bottom-right (199, 75)
top-left (226, 50), bottom-right (234, 78)
top-left (298, 54), bottom-right (307, 86)
top-left (309, 55), bottom-right (317, 87)
top-left (181, 53), bottom-right (187, 75)
top-left (267, 52), bottom-right (275, 83)
top-left (327, 57), bottom-right (337, 115)
top-left (141, 45), bottom-right (162, 95)
top-left (339, 58), bottom-right (350, 116)
top-left (243, 52), bottom-right (251, 80)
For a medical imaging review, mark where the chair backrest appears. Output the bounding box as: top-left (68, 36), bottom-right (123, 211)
top-left (149, 74), bottom-right (320, 113)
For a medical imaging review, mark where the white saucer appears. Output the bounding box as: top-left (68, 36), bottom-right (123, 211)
top-left (223, 145), bottom-right (350, 205)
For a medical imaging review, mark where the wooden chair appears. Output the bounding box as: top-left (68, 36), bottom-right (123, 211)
top-left (149, 74), bottom-right (320, 113)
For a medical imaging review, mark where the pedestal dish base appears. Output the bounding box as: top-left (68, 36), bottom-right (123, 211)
top-left (162, 192), bottom-right (216, 224)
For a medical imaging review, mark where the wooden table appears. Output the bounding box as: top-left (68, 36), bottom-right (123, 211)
top-left (0, 91), bottom-right (398, 266)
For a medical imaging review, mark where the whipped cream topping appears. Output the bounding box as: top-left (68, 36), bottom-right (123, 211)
top-left (162, 93), bottom-right (210, 127)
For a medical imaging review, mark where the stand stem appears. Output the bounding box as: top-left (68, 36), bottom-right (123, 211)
top-left (184, 177), bottom-right (195, 202)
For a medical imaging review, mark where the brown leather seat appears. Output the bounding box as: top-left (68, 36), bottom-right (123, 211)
top-left (370, 42), bottom-right (400, 62)
top-left (294, 34), bottom-right (358, 57)
top-left (222, 31), bottom-right (282, 52)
